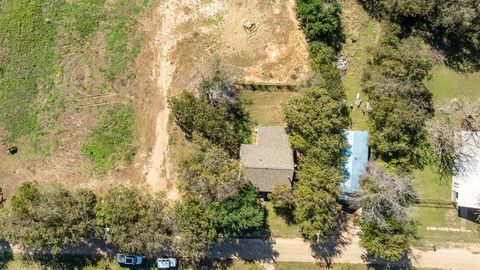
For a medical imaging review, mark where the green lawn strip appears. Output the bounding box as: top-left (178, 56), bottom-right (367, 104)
top-left (425, 64), bottom-right (480, 103)
top-left (339, 0), bottom-right (382, 131)
top-left (266, 202), bottom-right (301, 238)
top-left (412, 167), bottom-right (480, 247)
top-left (81, 105), bottom-right (135, 174)
top-left (243, 90), bottom-right (299, 127)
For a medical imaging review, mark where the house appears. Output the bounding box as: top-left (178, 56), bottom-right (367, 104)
top-left (452, 131), bottom-right (480, 219)
top-left (342, 130), bottom-right (369, 196)
top-left (240, 126), bottom-right (295, 193)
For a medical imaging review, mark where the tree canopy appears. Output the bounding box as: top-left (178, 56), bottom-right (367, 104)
top-left (364, 33), bottom-right (434, 169)
top-left (360, 0), bottom-right (480, 72)
top-left (427, 98), bottom-right (480, 177)
top-left (213, 185), bottom-right (264, 238)
top-left (296, 0), bottom-right (343, 47)
top-left (174, 197), bottom-right (218, 259)
top-left (176, 137), bottom-right (245, 202)
top-left (354, 162), bottom-right (418, 261)
top-left (283, 87), bottom-right (349, 241)
top-left (1, 182), bottom-right (97, 254)
top-left (169, 65), bottom-right (250, 157)
top-left (95, 186), bottom-right (171, 256)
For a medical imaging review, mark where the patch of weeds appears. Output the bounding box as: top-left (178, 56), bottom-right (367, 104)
top-left (81, 105), bottom-right (136, 174)
top-left (105, 0), bottom-right (151, 81)
top-left (203, 14), bottom-right (224, 27)
top-left (63, 0), bottom-right (107, 40)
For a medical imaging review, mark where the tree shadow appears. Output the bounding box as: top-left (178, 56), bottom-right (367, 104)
top-left (272, 207), bottom-right (295, 225)
top-left (207, 238), bottom-right (279, 263)
top-left (183, 258), bottom-right (234, 270)
top-left (0, 240), bottom-right (13, 270)
top-left (310, 212), bottom-right (351, 267)
top-left (362, 249), bottom-right (414, 269)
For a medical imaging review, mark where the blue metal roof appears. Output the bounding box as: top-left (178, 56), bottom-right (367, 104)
top-left (342, 131), bottom-right (369, 195)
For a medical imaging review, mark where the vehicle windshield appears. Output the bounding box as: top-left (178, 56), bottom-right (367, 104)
top-left (126, 258), bottom-right (134, 264)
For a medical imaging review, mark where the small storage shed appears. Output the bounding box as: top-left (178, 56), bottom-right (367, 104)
top-left (343, 130), bottom-right (369, 195)
top-left (240, 126), bottom-right (295, 193)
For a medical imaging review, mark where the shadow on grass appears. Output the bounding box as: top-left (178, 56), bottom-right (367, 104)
top-left (208, 238), bottom-right (279, 263)
top-left (0, 240), bottom-right (13, 270)
top-left (310, 212), bottom-right (351, 268)
top-left (362, 250), bottom-right (414, 270)
top-left (272, 206), bottom-right (295, 226)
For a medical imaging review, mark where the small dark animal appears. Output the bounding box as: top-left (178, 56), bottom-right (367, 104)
top-left (8, 146), bottom-right (18, 155)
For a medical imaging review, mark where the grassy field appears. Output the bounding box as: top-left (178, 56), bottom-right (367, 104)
top-left (426, 64), bottom-right (480, 103)
top-left (265, 202), bottom-right (301, 238)
top-left (412, 167), bottom-right (480, 248)
top-left (0, 0), bottom-right (148, 154)
top-left (243, 90), bottom-right (299, 126)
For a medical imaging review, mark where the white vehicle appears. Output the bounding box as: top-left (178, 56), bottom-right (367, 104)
top-left (156, 258), bottom-right (177, 269)
top-left (115, 253), bottom-right (143, 265)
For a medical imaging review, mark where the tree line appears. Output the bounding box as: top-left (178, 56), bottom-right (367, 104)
top-left (0, 182), bottom-right (171, 257)
top-left (293, 1), bottom-right (423, 263)
top-left (360, 0), bottom-right (480, 72)
top-left (169, 62), bottom-right (264, 259)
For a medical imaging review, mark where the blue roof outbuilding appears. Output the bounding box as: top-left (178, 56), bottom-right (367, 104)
top-left (342, 131), bottom-right (369, 195)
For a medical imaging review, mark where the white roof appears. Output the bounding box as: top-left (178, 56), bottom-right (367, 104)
top-left (452, 132), bottom-right (480, 209)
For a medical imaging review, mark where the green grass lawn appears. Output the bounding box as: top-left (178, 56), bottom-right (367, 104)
top-left (339, 0), bottom-right (382, 131)
top-left (265, 202), bottom-right (301, 238)
top-left (412, 167), bottom-right (480, 248)
top-left (243, 90), bottom-right (299, 126)
top-left (426, 64), bottom-right (480, 103)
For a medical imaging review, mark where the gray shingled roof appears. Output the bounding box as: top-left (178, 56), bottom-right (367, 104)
top-left (240, 127), bottom-right (294, 170)
top-left (240, 127), bottom-right (294, 192)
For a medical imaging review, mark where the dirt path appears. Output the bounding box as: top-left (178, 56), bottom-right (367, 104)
top-left (144, 0), bottom-right (193, 200)
top-left (209, 237), bottom-right (480, 270)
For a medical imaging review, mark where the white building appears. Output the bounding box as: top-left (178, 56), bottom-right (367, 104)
top-left (451, 132), bottom-right (480, 217)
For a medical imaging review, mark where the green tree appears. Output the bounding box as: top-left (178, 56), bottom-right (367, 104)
top-left (283, 87), bottom-right (350, 157)
top-left (214, 185), bottom-right (264, 238)
top-left (169, 91), bottom-right (249, 156)
top-left (293, 159), bottom-right (343, 241)
top-left (283, 87), bottom-right (349, 241)
top-left (174, 198), bottom-right (217, 259)
top-left (95, 186), bottom-right (171, 256)
top-left (296, 0), bottom-right (343, 47)
top-left (1, 182), bottom-right (97, 254)
top-left (176, 137), bottom-right (245, 202)
top-left (363, 36), bottom-right (434, 169)
top-left (360, 0), bottom-right (480, 71)
top-left (360, 219), bottom-right (416, 262)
